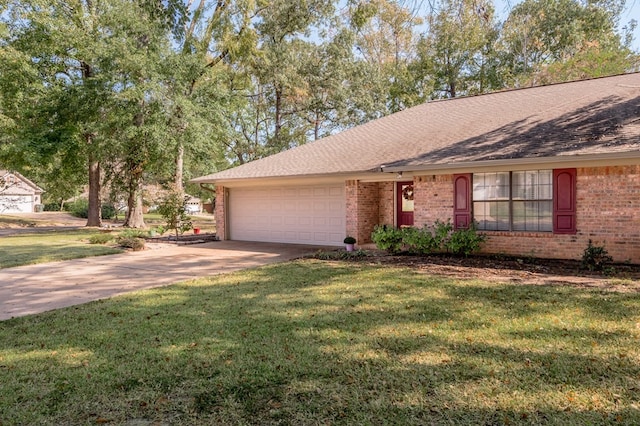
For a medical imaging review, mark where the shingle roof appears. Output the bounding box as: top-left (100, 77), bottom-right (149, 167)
top-left (193, 72), bottom-right (640, 183)
top-left (0, 170), bottom-right (44, 193)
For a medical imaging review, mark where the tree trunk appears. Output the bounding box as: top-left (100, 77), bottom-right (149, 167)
top-left (123, 170), bottom-right (146, 228)
top-left (174, 142), bottom-right (184, 190)
top-left (86, 147), bottom-right (102, 227)
top-left (82, 60), bottom-right (102, 228)
top-left (123, 101), bottom-right (146, 228)
top-left (274, 85), bottom-right (282, 140)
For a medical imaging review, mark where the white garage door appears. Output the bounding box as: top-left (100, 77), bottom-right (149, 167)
top-left (0, 195), bottom-right (33, 213)
top-left (229, 184), bottom-right (345, 246)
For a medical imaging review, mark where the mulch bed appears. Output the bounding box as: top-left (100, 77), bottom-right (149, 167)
top-left (345, 251), bottom-right (640, 292)
top-left (146, 233), bottom-right (219, 245)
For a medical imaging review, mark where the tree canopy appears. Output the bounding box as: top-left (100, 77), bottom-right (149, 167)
top-left (1, 0), bottom-right (637, 227)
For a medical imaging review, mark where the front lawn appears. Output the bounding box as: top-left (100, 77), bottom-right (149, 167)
top-left (0, 230), bottom-right (123, 268)
top-left (1, 260), bottom-right (639, 425)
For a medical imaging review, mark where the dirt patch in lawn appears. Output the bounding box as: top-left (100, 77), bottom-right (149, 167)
top-left (0, 212), bottom-right (87, 228)
top-left (349, 251), bottom-right (640, 292)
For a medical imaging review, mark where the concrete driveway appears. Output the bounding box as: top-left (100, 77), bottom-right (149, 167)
top-left (0, 241), bottom-right (324, 320)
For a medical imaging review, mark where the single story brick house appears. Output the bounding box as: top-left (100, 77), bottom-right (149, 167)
top-left (193, 73), bottom-right (640, 263)
top-left (0, 169), bottom-right (44, 213)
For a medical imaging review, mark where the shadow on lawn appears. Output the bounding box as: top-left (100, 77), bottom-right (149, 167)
top-left (1, 260), bottom-right (640, 424)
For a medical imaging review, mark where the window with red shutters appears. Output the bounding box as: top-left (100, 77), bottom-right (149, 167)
top-left (453, 174), bottom-right (471, 229)
top-left (459, 168), bottom-right (577, 234)
top-left (553, 168), bottom-right (577, 234)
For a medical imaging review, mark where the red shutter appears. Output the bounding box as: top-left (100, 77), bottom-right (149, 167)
top-left (453, 174), bottom-right (471, 229)
top-left (553, 168), bottom-right (577, 234)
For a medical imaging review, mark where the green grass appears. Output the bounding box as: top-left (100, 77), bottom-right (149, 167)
top-left (143, 212), bottom-right (216, 230)
top-left (0, 230), bottom-right (123, 268)
top-left (1, 260), bottom-right (639, 424)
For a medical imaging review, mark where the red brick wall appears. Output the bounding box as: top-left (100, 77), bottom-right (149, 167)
top-left (414, 175), bottom-right (454, 227)
top-left (378, 182), bottom-right (394, 225)
top-left (215, 185), bottom-right (226, 240)
top-left (346, 180), bottom-right (381, 244)
top-left (479, 166), bottom-right (640, 263)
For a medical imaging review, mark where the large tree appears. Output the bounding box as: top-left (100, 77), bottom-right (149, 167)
top-left (417, 0), bottom-right (500, 98)
top-left (499, 0), bottom-right (635, 86)
top-left (0, 0), bottom-right (163, 226)
top-left (348, 0), bottom-right (423, 112)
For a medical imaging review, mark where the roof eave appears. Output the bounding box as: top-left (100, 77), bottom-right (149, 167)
top-left (381, 151), bottom-right (640, 174)
top-left (190, 170), bottom-right (387, 187)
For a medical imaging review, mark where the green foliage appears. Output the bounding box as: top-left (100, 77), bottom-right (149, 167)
top-left (311, 249), bottom-right (369, 260)
top-left (151, 225), bottom-right (165, 235)
top-left (499, 0), bottom-right (632, 86)
top-left (157, 189), bottom-right (193, 238)
top-left (372, 220), bottom-right (485, 256)
top-left (66, 200), bottom-right (117, 220)
top-left (400, 225), bottom-right (438, 254)
top-left (447, 224), bottom-right (487, 256)
top-left (88, 234), bottom-right (115, 245)
top-left (101, 204), bottom-right (117, 220)
top-left (1, 0), bottom-right (635, 214)
top-left (116, 236), bottom-right (145, 251)
top-left (66, 199), bottom-right (90, 219)
top-left (343, 236), bottom-right (356, 244)
top-left (581, 239), bottom-right (614, 272)
top-left (43, 202), bottom-right (62, 212)
top-left (371, 225), bottom-right (404, 254)
top-left (118, 229), bottom-right (148, 239)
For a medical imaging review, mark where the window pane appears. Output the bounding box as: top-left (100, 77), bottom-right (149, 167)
top-left (474, 201), bottom-right (509, 231)
top-left (512, 170), bottom-right (553, 201)
top-left (538, 201), bottom-right (553, 232)
top-left (512, 202), bottom-right (526, 231)
top-left (512, 200), bottom-right (553, 232)
top-left (474, 201), bottom-right (490, 230)
top-left (473, 172), bottom-right (509, 201)
top-left (401, 184), bottom-right (414, 212)
top-left (512, 171), bottom-right (528, 200)
top-left (473, 170), bottom-right (552, 233)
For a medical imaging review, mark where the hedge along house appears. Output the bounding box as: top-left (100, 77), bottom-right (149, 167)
top-left (193, 73), bottom-right (640, 263)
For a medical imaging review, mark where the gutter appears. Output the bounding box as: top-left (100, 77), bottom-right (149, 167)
top-left (380, 151), bottom-right (640, 174)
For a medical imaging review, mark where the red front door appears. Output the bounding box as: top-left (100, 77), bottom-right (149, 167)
top-left (397, 181), bottom-right (414, 227)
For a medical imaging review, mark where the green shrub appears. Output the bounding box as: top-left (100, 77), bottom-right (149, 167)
top-left (446, 224), bottom-right (486, 256)
top-left (581, 239), bottom-right (613, 271)
top-left (401, 226), bottom-right (437, 254)
top-left (157, 189), bottom-right (193, 238)
top-left (101, 204), bottom-right (117, 220)
top-left (67, 199), bottom-right (89, 218)
top-left (371, 225), bottom-right (404, 254)
top-left (371, 221), bottom-right (486, 256)
top-left (88, 234), bottom-right (115, 244)
top-left (312, 249), bottom-right (369, 260)
top-left (432, 219), bottom-right (454, 249)
top-left (43, 202), bottom-right (61, 211)
top-left (66, 199), bottom-right (117, 220)
top-left (118, 229), bottom-right (148, 239)
top-left (116, 236), bottom-right (145, 251)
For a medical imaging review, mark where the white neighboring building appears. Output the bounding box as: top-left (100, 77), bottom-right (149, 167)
top-left (0, 170), bottom-right (44, 213)
top-left (185, 196), bottom-right (202, 214)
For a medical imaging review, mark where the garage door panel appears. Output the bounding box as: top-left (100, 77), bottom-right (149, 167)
top-left (329, 217), bottom-right (342, 226)
top-left (0, 195), bottom-right (33, 213)
top-left (229, 185), bottom-right (345, 245)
